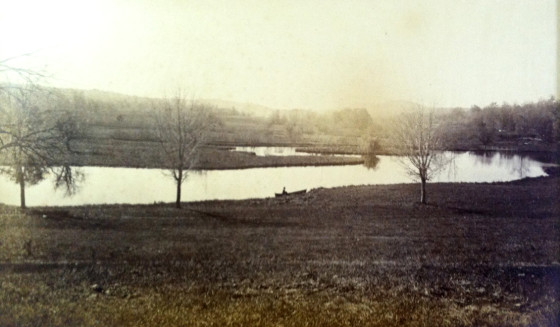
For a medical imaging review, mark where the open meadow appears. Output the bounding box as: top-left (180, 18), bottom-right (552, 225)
top-left (0, 174), bottom-right (558, 326)
top-left (2, 2), bottom-right (559, 326)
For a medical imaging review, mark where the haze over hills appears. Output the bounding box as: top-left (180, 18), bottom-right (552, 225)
top-left (12, 85), bottom-right (553, 124)
top-left (2, 1), bottom-right (555, 117)
top-left (50, 86), bottom-right (423, 119)
top-left (199, 99), bottom-right (274, 117)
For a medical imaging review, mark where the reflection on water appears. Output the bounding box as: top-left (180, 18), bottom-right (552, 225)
top-left (232, 146), bottom-right (361, 157)
top-left (232, 146), bottom-right (311, 156)
top-left (0, 151), bottom-right (548, 206)
top-left (363, 155), bottom-right (380, 170)
top-left (463, 151), bottom-right (544, 181)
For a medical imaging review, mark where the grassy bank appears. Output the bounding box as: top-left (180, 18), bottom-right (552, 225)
top-left (66, 137), bottom-right (558, 170)
top-left (65, 138), bottom-right (364, 169)
top-left (0, 176), bottom-right (558, 326)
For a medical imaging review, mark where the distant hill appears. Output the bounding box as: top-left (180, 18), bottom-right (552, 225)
top-left (32, 86), bottom-right (426, 119)
top-left (3, 85), bottom-right (452, 119)
top-left (49, 88), bottom-right (277, 117)
top-left (199, 99), bottom-right (275, 117)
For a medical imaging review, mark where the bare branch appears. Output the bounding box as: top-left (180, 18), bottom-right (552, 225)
top-left (390, 106), bottom-right (452, 204)
top-left (0, 82), bottom-right (83, 207)
top-left (153, 93), bottom-right (213, 208)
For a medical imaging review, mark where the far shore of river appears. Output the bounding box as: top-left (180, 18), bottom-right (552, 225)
top-left (30, 141), bottom-right (560, 170)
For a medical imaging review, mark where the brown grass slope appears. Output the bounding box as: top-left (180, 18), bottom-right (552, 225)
top-left (0, 176), bottom-right (558, 326)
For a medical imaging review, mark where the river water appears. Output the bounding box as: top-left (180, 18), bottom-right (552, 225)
top-left (232, 146), bottom-right (361, 157)
top-left (0, 151), bottom-right (548, 206)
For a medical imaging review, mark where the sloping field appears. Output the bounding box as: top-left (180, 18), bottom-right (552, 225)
top-left (0, 176), bottom-right (558, 326)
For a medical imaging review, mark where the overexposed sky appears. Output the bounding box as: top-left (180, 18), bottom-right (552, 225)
top-left (0, 0), bottom-right (557, 110)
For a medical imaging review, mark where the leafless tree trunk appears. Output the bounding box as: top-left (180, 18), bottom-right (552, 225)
top-left (18, 165), bottom-right (26, 208)
top-left (0, 85), bottom-right (83, 208)
top-left (154, 94), bottom-right (212, 208)
top-left (391, 106), bottom-right (450, 204)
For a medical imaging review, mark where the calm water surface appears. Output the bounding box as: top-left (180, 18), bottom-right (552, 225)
top-left (232, 146), bottom-right (312, 156)
top-left (232, 146), bottom-right (360, 157)
top-left (0, 151), bottom-right (548, 206)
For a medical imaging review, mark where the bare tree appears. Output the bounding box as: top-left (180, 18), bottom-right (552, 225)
top-left (154, 95), bottom-right (212, 208)
top-left (0, 85), bottom-right (83, 208)
top-left (391, 106), bottom-right (450, 204)
top-left (0, 53), bottom-right (47, 91)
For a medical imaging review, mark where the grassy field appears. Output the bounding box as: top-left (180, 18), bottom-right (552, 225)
top-left (0, 175), bottom-right (558, 326)
top-left (65, 130), bottom-right (559, 170)
top-left (65, 137), bottom-right (365, 169)
top-left (47, 100), bottom-right (371, 171)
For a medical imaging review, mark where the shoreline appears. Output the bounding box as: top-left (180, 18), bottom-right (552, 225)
top-left (7, 145), bottom-right (554, 171)
top-left (0, 172), bottom-right (556, 209)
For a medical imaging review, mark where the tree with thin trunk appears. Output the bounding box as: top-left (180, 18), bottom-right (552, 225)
top-left (391, 106), bottom-right (450, 204)
top-left (0, 85), bottom-right (83, 208)
top-left (154, 95), bottom-right (212, 208)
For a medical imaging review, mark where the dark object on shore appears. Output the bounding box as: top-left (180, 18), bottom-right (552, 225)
top-left (275, 189), bottom-right (307, 197)
top-left (543, 165), bottom-right (560, 177)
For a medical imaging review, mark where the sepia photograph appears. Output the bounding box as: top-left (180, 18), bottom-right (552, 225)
top-left (0, 1), bottom-right (558, 326)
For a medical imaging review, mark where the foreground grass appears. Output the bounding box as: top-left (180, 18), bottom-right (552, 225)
top-left (0, 177), bottom-right (558, 326)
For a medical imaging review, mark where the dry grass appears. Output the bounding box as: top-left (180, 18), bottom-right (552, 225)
top-left (64, 138), bottom-right (364, 169)
top-left (0, 176), bottom-right (558, 326)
